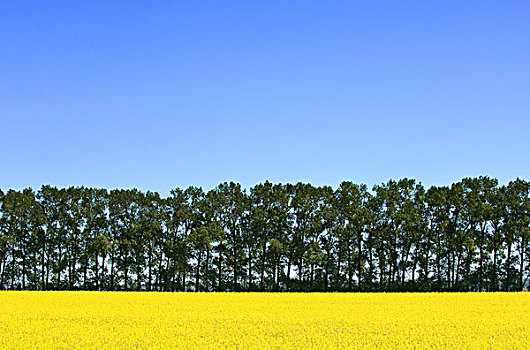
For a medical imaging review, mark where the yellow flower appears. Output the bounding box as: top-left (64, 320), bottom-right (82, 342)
top-left (0, 291), bottom-right (528, 349)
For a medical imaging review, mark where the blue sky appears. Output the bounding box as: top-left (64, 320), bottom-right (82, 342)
top-left (1, 1), bottom-right (529, 195)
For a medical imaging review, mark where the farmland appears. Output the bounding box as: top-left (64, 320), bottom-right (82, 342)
top-left (1, 292), bottom-right (529, 349)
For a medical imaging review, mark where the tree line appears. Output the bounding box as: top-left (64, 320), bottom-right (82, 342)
top-left (0, 176), bottom-right (529, 292)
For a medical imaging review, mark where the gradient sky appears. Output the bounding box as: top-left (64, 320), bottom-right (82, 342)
top-left (1, 1), bottom-right (529, 195)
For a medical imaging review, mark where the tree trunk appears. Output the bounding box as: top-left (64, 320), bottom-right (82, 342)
top-left (247, 248), bottom-right (253, 291)
top-left (41, 241), bottom-right (46, 290)
top-left (346, 237), bottom-right (352, 290)
top-left (310, 263), bottom-right (314, 289)
top-left (298, 257), bottom-right (303, 283)
top-left (148, 244), bottom-right (153, 291)
top-left (260, 243), bottom-right (266, 291)
top-left (492, 224), bottom-right (498, 291)
top-left (57, 247), bottom-right (63, 289)
top-left (411, 253), bottom-right (418, 284)
top-left (205, 244), bottom-right (210, 291)
top-left (519, 233), bottom-right (526, 290)
top-left (233, 246), bottom-right (237, 291)
top-left (218, 254), bottom-right (223, 292)
top-left (506, 240), bottom-right (512, 290)
top-left (286, 255), bottom-right (291, 291)
top-left (83, 262), bottom-right (87, 290)
top-left (110, 253), bottom-right (115, 291)
top-left (195, 249), bottom-right (202, 292)
top-left (0, 252), bottom-right (6, 289)
top-left (367, 243), bottom-right (373, 290)
top-left (478, 226), bottom-right (484, 291)
top-left (357, 233), bottom-right (363, 289)
top-left (94, 250), bottom-right (99, 291)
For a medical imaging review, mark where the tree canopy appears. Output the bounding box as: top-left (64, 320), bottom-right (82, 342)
top-left (0, 177), bottom-right (529, 292)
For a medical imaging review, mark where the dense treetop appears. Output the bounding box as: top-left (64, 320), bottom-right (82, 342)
top-left (0, 176), bottom-right (529, 292)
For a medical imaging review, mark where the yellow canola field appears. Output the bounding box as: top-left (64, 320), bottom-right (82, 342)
top-left (0, 292), bottom-right (529, 349)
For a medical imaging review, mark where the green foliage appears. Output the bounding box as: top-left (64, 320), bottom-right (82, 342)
top-left (0, 177), bottom-right (529, 292)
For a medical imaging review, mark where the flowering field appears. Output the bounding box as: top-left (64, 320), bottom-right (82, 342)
top-left (0, 292), bottom-right (529, 349)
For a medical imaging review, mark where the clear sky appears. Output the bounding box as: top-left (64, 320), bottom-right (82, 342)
top-left (1, 1), bottom-right (529, 195)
